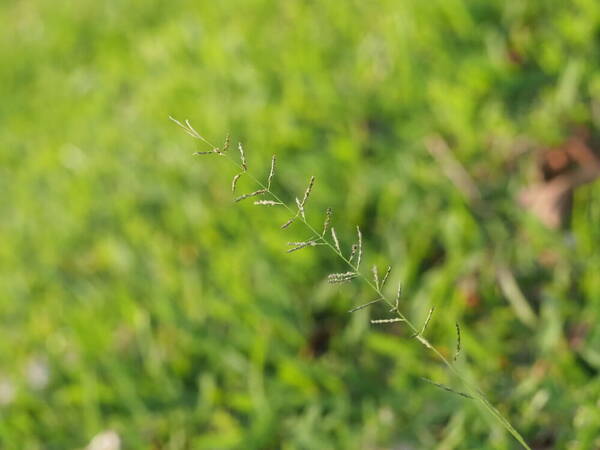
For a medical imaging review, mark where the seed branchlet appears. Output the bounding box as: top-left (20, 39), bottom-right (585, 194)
top-left (348, 298), bottom-right (383, 313)
top-left (348, 244), bottom-right (358, 264)
top-left (356, 225), bottom-right (363, 269)
top-left (287, 241), bottom-right (319, 253)
top-left (267, 154), bottom-right (276, 189)
top-left (235, 189), bottom-right (267, 203)
top-left (231, 174), bottom-right (242, 193)
top-left (254, 200), bottom-right (283, 206)
top-left (391, 282), bottom-right (402, 312)
top-left (322, 208), bottom-right (333, 236)
top-left (454, 322), bottom-right (462, 361)
top-left (222, 134), bottom-right (230, 152)
top-left (381, 266), bottom-right (392, 290)
top-left (411, 307), bottom-right (435, 338)
top-left (331, 228), bottom-right (341, 253)
top-left (420, 377), bottom-right (473, 399)
top-left (238, 142), bottom-right (248, 171)
top-left (294, 176), bottom-right (315, 220)
top-left (372, 265), bottom-right (380, 290)
top-left (301, 176), bottom-right (315, 207)
top-left (296, 197), bottom-right (305, 220)
top-left (327, 272), bottom-right (357, 284)
top-left (371, 318), bottom-right (405, 324)
top-left (281, 216), bottom-right (297, 229)
top-left (231, 142), bottom-right (249, 193)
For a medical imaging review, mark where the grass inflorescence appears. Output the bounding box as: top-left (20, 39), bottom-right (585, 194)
top-left (170, 116), bottom-right (532, 450)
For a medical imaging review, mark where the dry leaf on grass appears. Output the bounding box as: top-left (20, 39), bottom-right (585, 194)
top-left (519, 131), bottom-right (600, 229)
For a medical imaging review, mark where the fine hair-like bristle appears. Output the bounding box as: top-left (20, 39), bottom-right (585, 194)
top-left (420, 377), bottom-right (473, 399)
top-left (349, 298), bottom-right (382, 313)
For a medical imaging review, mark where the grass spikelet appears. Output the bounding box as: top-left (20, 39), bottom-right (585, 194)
top-left (349, 298), bottom-right (382, 313)
top-left (254, 200), bottom-right (283, 206)
top-left (235, 189), bottom-right (267, 203)
top-left (356, 225), bottom-right (363, 269)
top-left (238, 142), bottom-right (248, 171)
top-left (412, 307), bottom-right (435, 337)
top-left (267, 154), bottom-right (276, 189)
top-left (286, 241), bottom-right (319, 253)
top-left (232, 173), bottom-right (242, 193)
top-left (327, 272), bottom-right (357, 283)
top-left (381, 266), bottom-right (392, 289)
top-left (391, 282), bottom-right (402, 312)
top-left (194, 151), bottom-right (219, 155)
top-left (281, 216), bottom-right (297, 229)
top-left (300, 176), bottom-right (315, 207)
top-left (371, 318), bottom-right (404, 324)
top-left (222, 134), bottom-right (230, 152)
top-left (420, 377), bottom-right (473, 399)
top-left (331, 228), bottom-right (341, 253)
top-left (454, 322), bottom-right (461, 361)
top-left (372, 265), bottom-right (380, 290)
top-left (322, 208), bottom-right (332, 236)
top-left (348, 244), bottom-right (358, 264)
top-left (295, 197), bottom-right (305, 220)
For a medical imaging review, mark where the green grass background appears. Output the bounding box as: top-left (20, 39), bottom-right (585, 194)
top-left (2, 0), bottom-right (600, 448)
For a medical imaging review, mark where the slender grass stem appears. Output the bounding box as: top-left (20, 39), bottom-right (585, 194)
top-left (183, 129), bottom-right (531, 450)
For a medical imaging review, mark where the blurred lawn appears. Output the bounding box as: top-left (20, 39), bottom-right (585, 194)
top-left (1, 0), bottom-right (600, 448)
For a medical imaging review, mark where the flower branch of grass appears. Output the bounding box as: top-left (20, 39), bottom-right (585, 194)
top-left (170, 116), bottom-right (532, 449)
